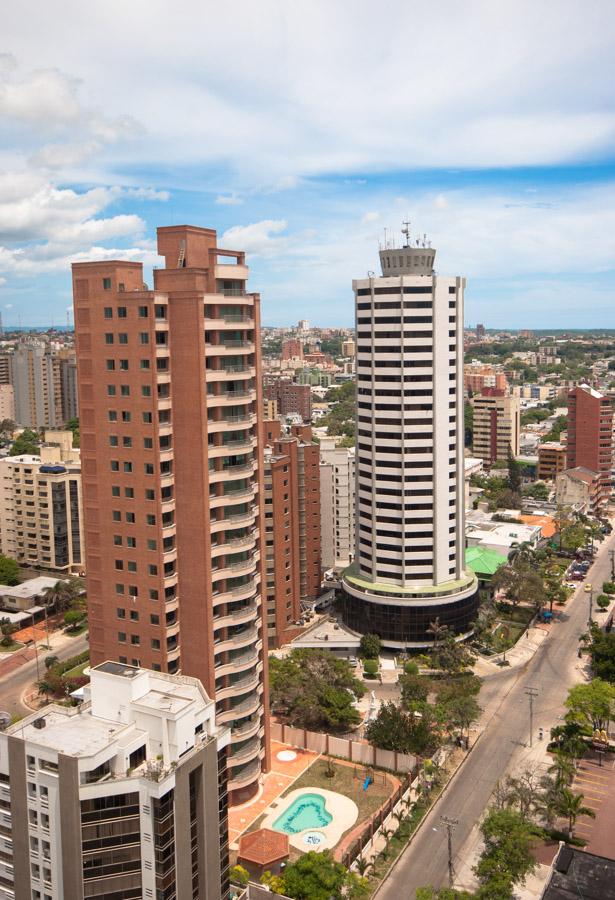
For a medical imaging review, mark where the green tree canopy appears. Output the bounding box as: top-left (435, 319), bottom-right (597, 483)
top-left (564, 679), bottom-right (615, 733)
top-left (269, 649), bottom-right (364, 731)
top-left (365, 701), bottom-right (440, 755)
top-left (0, 555), bottom-right (20, 586)
top-left (281, 850), bottom-right (348, 900)
top-left (474, 808), bottom-right (537, 899)
top-left (10, 428), bottom-right (40, 456)
top-left (359, 633), bottom-right (381, 659)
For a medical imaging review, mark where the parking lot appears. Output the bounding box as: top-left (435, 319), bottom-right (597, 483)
top-left (570, 750), bottom-right (615, 857)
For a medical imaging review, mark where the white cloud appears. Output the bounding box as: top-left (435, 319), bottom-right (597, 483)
top-left (220, 219), bottom-right (288, 257)
top-left (124, 187), bottom-right (170, 202)
top-left (0, 278), bottom-right (6, 287)
top-left (215, 193), bottom-right (243, 206)
top-left (361, 211), bottom-right (379, 224)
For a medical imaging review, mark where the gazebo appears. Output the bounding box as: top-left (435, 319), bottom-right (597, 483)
top-left (237, 828), bottom-right (290, 878)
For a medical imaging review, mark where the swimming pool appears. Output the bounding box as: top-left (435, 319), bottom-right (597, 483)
top-left (272, 792), bottom-right (333, 835)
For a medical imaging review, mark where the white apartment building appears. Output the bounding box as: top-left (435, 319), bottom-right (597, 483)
top-left (341, 230), bottom-right (478, 647)
top-left (0, 432), bottom-right (83, 574)
top-left (319, 436), bottom-right (355, 572)
top-left (0, 661), bottom-right (231, 900)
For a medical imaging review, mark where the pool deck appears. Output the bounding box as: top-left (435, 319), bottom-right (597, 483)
top-left (228, 741), bottom-right (320, 847)
top-left (260, 786), bottom-right (359, 852)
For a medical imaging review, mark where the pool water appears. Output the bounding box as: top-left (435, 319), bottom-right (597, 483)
top-left (273, 792), bottom-right (333, 835)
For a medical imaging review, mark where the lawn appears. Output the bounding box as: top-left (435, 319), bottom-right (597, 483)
top-left (0, 640), bottom-right (25, 653)
top-left (63, 660), bottom-right (90, 679)
top-left (491, 621), bottom-right (525, 652)
top-left (495, 602), bottom-right (535, 626)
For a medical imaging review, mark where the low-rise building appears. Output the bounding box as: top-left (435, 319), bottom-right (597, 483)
top-left (556, 466), bottom-right (603, 515)
top-left (466, 519), bottom-right (542, 556)
top-left (538, 442), bottom-right (567, 481)
top-left (0, 661), bottom-right (231, 900)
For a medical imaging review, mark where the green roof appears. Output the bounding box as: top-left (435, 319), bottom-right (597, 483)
top-left (465, 546), bottom-right (508, 577)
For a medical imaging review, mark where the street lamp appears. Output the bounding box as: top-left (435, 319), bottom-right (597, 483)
top-left (584, 583), bottom-right (594, 628)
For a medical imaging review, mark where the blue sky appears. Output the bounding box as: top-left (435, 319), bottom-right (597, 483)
top-left (1, 1), bottom-right (615, 328)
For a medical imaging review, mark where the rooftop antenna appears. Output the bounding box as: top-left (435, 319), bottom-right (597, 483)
top-left (383, 227), bottom-right (388, 250)
top-left (401, 220), bottom-right (411, 247)
top-left (423, 233), bottom-right (427, 248)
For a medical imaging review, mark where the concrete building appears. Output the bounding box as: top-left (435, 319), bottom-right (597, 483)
top-left (73, 224), bottom-right (269, 804)
top-left (537, 441), bottom-right (567, 481)
top-left (263, 379), bottom-right (312, 422)
top-left (566, 385), bottom-right (613, 509)
top-left (513, 383), bottom-right (557, 401)
top-left (341, 230), bottom-right (478, 648)
top-left (59, 352), bottom-right (79, 422)
top-left (0, 354), bottom-right (12, 386)
top-left (11, 343), bottom-right (63, 429)
top-left (341, 339), bottom-right (355, 358)
top-left (319, 436), bottom-right (355, 572)
top-left (263, 396), bottom-right (278, 420)
top-left (0, 432), bottom-right (83, 574)
top-left (471, 389), bottom-right (520, 464)
top-left (0, 661), bottom-right (230, 900)
top-left (464, 362), bottom-right (507, 395)
top-left (556, 466), bottom-right (603, 515)
top-left (0, 384), bottom-right (14, 422)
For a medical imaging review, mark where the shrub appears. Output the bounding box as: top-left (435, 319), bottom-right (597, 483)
top-left (602, 582), bottom-right (615, 595)
top-left (404, 660), bottom-right (419, 675)
top-left (360, 633), bottom-right (381, 659)
top-left (596, 595), bottom-right (611, 610)
top-left (230, 865), bottom-right (249, 887)
top-left (363, 659), bottom-right (379, 676)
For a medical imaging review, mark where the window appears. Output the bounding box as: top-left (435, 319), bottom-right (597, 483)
top-left (150, 589), bottom-right (159, 600)
top-left (107, 385), bottom-right (116, 396)
top-left (139, 305), bottom-right (148, 317)
top-left (141, 385), bottom-right (151, 397)
top-left (105, 333), bottom-right (114, 344)
top-left (122, 411), bottom-right (131, 422)
top-left (118, 632), bottom-right (127, 643)
top-left (145, 463), bottom-right (154, 475)
top-left (127, 561), bottom-right (137, 572)
top-left (109, 435), bottom-right (118, 447)
top-left (125, 486), bottom-right (134, 498)
top-left (150, 614), bottom-right (160, 625)
top-left (145, 489), bottom-right (155, 500)
top-left (127, 536), bottom-right (136, 548)
top-left (148, 565), bottom-right (158, 576)
top-left (110, 460), bottom-right (119, 471)
top-left (113, 535), bottom-right (122, 546)
top-left (147, 539), bottom-right (157, 550)
top-left (117, 306), bottom-right (127, 318)
top-left (117, 607), bottom-right (126, 618)
top-left (108, 410), bottom-right (117, 422)
top-left (104, 305), bottom-right (113, 316)
top-left (140, 332), bottom-right (149, 344)
top-left (119, 359), bottom-right (129, 370)
top-left (143, 412), bottom-right (152, 423)
top-left (103, 278), bottom-right (112, 291)
top-left (140, 359), bottom-right (150, 369)
top-left (111, 485), bottom-right (120, 496)
top-left (130, 610), bottom-right (139, 622)
top-left (115, 559), bottom-right (124, 570)
top-left (106, 359), bottom-right (115, 370)
top-left (123, 462), bottom-right (133, 473)
top-left (126, 512), bottom-right (135, 523)
top-left (131, 635), bottom-right (140, 646)
top-left (144, 437), bottom-right (153, 449)
top-left (123, 437), bottom-right (132, 448)
top-left (120, 384), bottom-right (130, 396)
top-left (112, 510), bottom-right (121, 521)
top-left (151, 638), bottom-right (161, 650)
top-left (119, 333), bottom-right (128, 344)
top-left (146, 514), bottom-right (156, 525)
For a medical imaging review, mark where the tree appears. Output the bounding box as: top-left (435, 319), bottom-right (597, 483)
top-left (44, 655), bottom-right (59, 670)
top-left (64, 609), bottom-right (85, 629)
top-left (282, 850), bottom-right (348, 900)
top-left (507, 446), bottom-right (522, 494)
top-left (365, 701), bottom-right (439, 756)
top-left (65, 417), bottom-right (80, 447)
top-left (0, 555), bottom-right (20, 586)
top-left (565, 679), bottom-right (615, 733)
top-left (442, 693), bottom-right (482, 743)
top-left (42, 580), bottom-right (77, 613)
top-left (0, 419), bottom-right (15, 438)
top-left (550, 722), bottom-right (590, 763)
top-left (589, 631), bottom-right (615, 682)
top-left (359, 633), bottom-right (381, 660)
top-left (556, 789), bottom-right (596, 839)
top-left (427, 617), bottom-right (449, 649)
top-left (431, 633), bottom-right (476, 676)
top-left (561, 523), bottom-right (587, 553)
top-left (229, 864), bottom-right (249, 886)
top-left (269, 649), bottom-right (364, 732)
top-left (474, 808), bottom-right (537, 899)
top-left (547, 752), bottom-right (576, 789)
top-left (400, 672), bottom-right (429, 709)
top-left (417, 888), bottom-right (474, 900)
top-left (492, 557), bottom-right (545, 610)
top-left (10, 428), bottom-right (40, 456)
top-left (464, 402), bottom-right (474, 447)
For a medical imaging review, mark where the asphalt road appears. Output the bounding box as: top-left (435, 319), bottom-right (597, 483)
top-left (0, 634), bottom-right (89, 718)
top-left (377, 532), bottom-right (615, 900)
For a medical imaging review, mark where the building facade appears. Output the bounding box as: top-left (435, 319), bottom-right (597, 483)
top-left (319, 436), bottom-right (355, 572)
top-left (341, 234), bottom-right (478, 648)
top-left (566, 385), bottom-right (613, 510)
top-left (0, 661), bottom-right (230, 900)
top-left (73, 225), bottom-right (269, 804)
top-left (0, 432), bottom-right (83, 574)
top-left (11, 343), bottom-right (63, 430)
top-left (0, 385), bottom-right (14, 423)
top-left (471, 389), bottom-right (520, 464)
top-left (537, 441), bottom-right (567, 481)
top-left (263, 378), bottom-right (312, 422)
top-left (556, 466), bottom-right (603, 516)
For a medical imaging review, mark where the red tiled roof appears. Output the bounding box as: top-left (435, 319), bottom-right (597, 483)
top-left (238, 828), bottom-right (289, 866)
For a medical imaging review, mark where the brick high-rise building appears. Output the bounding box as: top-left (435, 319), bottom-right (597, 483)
top-left (72, 224), bottom-right (269, 804)
top-left (263, 377), bottom-right (312, 421)
top-left (280, 338), bottom-right (303, 361)
top-left (566, 384), bottom-right (613, 509)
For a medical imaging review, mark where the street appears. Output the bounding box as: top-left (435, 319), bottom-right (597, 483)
top-left (377, 531), bottom-right (615, 899)
top-left (0, 634), bottom-right (89, 718)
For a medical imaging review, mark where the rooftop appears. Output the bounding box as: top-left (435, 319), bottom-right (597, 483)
top-left (543, 845), bottom-right (615, 900)
top-left (0, 576), bottom-right (62, 599)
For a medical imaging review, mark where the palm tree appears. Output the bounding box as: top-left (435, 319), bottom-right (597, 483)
top-left (380, 827), bottom-right (394, 857)
top-left (427, 617), bottom-right (449, 651)
top-left (548, 752), bottom-right (576, 788)
top-left (42, 581), bottom-right (74, 614)
top-left (556, 789), bottom-right (596, 839)
top-left (354, 855), bottom-right (372, 878)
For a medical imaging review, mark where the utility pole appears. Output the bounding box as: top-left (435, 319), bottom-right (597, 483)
top-left (440, 815), bottom-right (459, 889)
top-left (584, 583), bottom-right (594, 628)
top-left (525, 687), bottom-right (539, 747)
top-left (609, 549), bottom-right (615, 581)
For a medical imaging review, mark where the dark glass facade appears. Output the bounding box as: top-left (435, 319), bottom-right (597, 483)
top-left (341, 587), bottom-right (479, 644)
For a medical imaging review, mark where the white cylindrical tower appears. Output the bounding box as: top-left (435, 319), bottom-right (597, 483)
top-left (341, 230), bottom-right (478, 648)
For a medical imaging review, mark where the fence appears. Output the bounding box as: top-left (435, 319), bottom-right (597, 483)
top-left (271, 722), bottom-right (417, 773)
top-left (340, 776), bottom-right (413, 867)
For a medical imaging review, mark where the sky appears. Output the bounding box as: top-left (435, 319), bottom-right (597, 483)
top-left (1, 0), bottom-right (615, 329)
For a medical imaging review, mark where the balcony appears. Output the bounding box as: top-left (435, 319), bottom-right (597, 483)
top-left (205, 341), bottom-right (255, 356)
top-left (215, 670), bottom-right (260, 702)
top-left (227, 760), bottom-right (262, 791)
top-left (214, 625), bottom-right (259, 655)
top-left (213, 602), bottom-right (258, 630)
top-left (227, 736), bottom-right (262, 766)
top-left (208, 436), bottom-right (257, 459)
top-left (216, 691), bottom-right (261, 724)
top-left (214, 647), bottom-right (260, 677)
top-left (211, 530), bottom-right (257, 557)
top-left (212, 555), bottom-right (258, 582)
top-left (212, 581), bottom-right (259, 607)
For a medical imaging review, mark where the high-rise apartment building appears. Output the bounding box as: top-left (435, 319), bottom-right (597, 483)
top-left (0, 354), bottom-right (12, 386)
top-left (58, 351), bottom-right (79, 422)
top-left (262, 422), bottom-right (321, 634)
top-left (0, 384), bottom-right (14, 422)
top-left (12, 343), bottom-right (63, 429)
top-left (341, 232), bottom-right (478, 648)
top-left (0, 431), bottom-right (83, 573)
top-left (319, 436), bottom-right (355, 572)
top-left (566, 384), bottom-right (613, 509)
top-left (471, 389), bottom-right (520, 464)
top-left (263, 377), bottom-right (312, 422)
top-left (72, 225), bottom-right (268, 804)
top-left (0, 661), bottom-right (230, 900)
top-left (280, 338), bottom-right (303, 361)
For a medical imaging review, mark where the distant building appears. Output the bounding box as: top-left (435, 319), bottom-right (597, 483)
top-left (537, 442), bottom-right (567, 481)
top-left (59, 351), bottom-right (79, 421)
top-left (566, 384), bottom-right (613, 509)
top-left (0, 431), bottom-right (83, 573)
top-left (280, 338), bottom-right (303, 361)
top-left (0, 384), bottom-right (15, 422)
top-left (471, 389), bottom-right (520, 464)
top-left (464, 362), bottom-right (507, 394)
top-left (263, 396), bottom-right (278, 420)
top-left (341, 339), bottom-right (355, 358)
top-left (0, 661), bottom-right (230, 900)
top-left (12, 343), bottom-right (63, 429)
top-left (475, 323), bottom-right (485, 339)
top-left (263, 378), bottom-right (312, 422)
top-left (513, 383), bottom-right (557, 401)
top-left (0, 353), bottom-right (12, 385)
top-left (319, 436), bottom-right (355, 572)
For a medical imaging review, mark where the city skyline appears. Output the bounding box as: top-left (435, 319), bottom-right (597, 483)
top-left (1, 2), bottom-right (615, 329)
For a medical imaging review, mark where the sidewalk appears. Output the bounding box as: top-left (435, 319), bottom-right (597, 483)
top-left (0, 627), bottom-right (87, 682)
